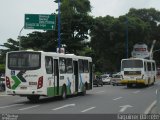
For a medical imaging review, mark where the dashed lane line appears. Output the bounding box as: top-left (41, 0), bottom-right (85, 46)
top-left (52, 104), bottom-right (75, 111)
top-left (81, 107), bottom-right (96, 113)
top-left (113, 97), bottom-right (123, 101)
top-left (19, 105), bottom-right (40, 111)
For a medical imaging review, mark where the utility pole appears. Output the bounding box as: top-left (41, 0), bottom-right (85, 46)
top-left (125, 17), bottom-right (128, 58)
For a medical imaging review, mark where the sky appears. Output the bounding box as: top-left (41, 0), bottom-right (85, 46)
top-left (0, 0), bottom-right (160, 48)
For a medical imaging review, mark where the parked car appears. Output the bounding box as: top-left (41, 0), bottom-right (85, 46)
top-left (0, 76), bottom-right (5, 91)
top-left (110, 73), bottom-right (122, 86)
top-left (101, 74), bottom-right (112, 85)
top-left (93, 76), bottom-right (103, 87)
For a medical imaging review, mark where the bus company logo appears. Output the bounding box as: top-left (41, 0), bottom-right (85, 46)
top-left (11, 70), bottom-right (27, 90)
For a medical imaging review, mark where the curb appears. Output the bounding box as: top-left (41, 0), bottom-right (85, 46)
top-left (0, 91), bottom-right (6, 96)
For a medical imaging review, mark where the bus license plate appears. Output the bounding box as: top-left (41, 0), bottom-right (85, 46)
top-left (20, 87), bottom-right (27, 89)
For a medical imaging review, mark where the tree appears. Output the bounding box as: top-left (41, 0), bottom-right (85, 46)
top-left (21, 31), bottom-right (58, 52)
top-left (3, 38), bottom-right (19, 51)
top-left (127, 8), bottom-right (160, 43)
top-left (90, 15), bottom-right (117, 72)
top-left (90, 10), bottom-right (153, 72)
top-left (56, 0), bottom-right (93, 54)
top-left (127, 8), bottom-right (160, 66)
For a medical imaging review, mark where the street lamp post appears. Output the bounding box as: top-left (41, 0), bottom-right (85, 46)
top-left (19, 26), bottom-right (24, 51)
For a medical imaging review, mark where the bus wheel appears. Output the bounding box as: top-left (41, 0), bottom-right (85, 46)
top-left (81, 85), bottom-right (86, 96)
top-left (27, 96), bottom-right (40, 103)
top-left (152, 78), bottom-right (156, 85)
top-left (127, 84), bottom-right (132, 88)
top-left (61, 86), bottom-right (67, 99)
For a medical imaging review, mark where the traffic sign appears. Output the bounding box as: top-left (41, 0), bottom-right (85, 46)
top-left (131, 43), bottom-right (150, 58)
top-left (24, 14), bottom-right (56, 30)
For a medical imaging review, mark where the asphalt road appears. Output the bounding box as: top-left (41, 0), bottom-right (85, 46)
top-left (0, 81), bottom-right (160, 114)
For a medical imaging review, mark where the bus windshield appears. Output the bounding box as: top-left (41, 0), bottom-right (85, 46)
top-left (8, 52), bottom-right (41, 70)
top-left (122, 60), bottom-right (143, 70)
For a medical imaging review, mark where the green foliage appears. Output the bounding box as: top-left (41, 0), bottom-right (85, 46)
top-left (21, 31), bottom-right (58, 52)
top-left (91, 8), bottom-right (160, 73)
top-left (1, 6), bottom-right (160, 73)
top-left (60, 0), bottom-right (93, 54)
top-left (3, 38), bottom-right (19, 51)
top-left (94, 71), bottom-right (102, 76)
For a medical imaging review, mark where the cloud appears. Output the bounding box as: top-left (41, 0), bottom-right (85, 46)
top-left (0, 0), bottom-right (160, 45)
top-left (90, 0), bottom-right (160, 17)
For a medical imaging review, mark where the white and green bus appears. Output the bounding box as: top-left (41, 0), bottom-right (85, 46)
top-left (121, 58), bottom-right (156, 87)
top-left (5, 51), bottom-right (93, 102)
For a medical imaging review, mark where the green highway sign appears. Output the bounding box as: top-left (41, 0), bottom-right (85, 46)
top-left (24, 14), bottom-right (56, 30)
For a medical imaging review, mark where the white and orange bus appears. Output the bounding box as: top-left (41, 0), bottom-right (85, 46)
top-left (121, 58), bottom-right (156, 88)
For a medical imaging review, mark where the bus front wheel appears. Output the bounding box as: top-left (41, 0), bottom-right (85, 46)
top-left (61, 86), bottom-right (67, 99)
top-left (81, 85), bottom-right (86, 96)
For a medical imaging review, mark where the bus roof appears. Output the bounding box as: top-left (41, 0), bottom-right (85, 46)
top-left (121, 58), bottom-right (155, 62)
top-left (7, 51), bottom-right (92, 62)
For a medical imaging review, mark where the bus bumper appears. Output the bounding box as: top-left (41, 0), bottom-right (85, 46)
top-left (6, 90), bottom-right (46, 96)
top-left (120, 79), bottom-right (145, 84)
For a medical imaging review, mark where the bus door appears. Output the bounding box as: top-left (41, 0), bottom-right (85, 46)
top-left (89, 62), bottom-right (93, 89)
top-left (54, 59), bottom-right (59, 95)
top-left (73, 61), bottom-right (78, 92)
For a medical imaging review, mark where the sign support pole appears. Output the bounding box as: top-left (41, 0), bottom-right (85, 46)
top-left (58, 0), bottom-right (61, 53)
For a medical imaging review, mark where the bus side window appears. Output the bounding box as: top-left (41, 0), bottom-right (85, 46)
top-left (66, 58), bottom-right (73, 73)
top-left (147, 62), bottom-right (151, 71)
top-left (59, 58), bottom-right (66, 74)
top-left (83, 60), bottom-right (89, 73)
top-left (152, 62), bottom-right (155, 71)
top-left (78, 59), bottom-right (84, 73)
top-left (45, 57), bottom-right (53, 74)
top-left (144, 62), bottom-right (147, 71)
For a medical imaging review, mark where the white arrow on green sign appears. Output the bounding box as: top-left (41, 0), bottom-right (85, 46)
top-left (24, 14), bottom-right (56, 30)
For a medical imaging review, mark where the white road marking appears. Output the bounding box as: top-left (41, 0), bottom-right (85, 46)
top-left (144, 100), bottom-right (157, 114)
top-left (81, 107), bottom-right (96, 113)
top-left (119, 105), bottom-right (133, 113)
top-left (52, 104), bottom-right (75, 110)
top-left (0, 104), bottom-right (24, 109)
top-left (113, 97), bottom-right (123, 101)
top-left (133, 90), bottom-right (140, 94)
top-left (19, 105), bottom-right (40, 111)
top-left (95, 91), bottom-right (105, 94)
